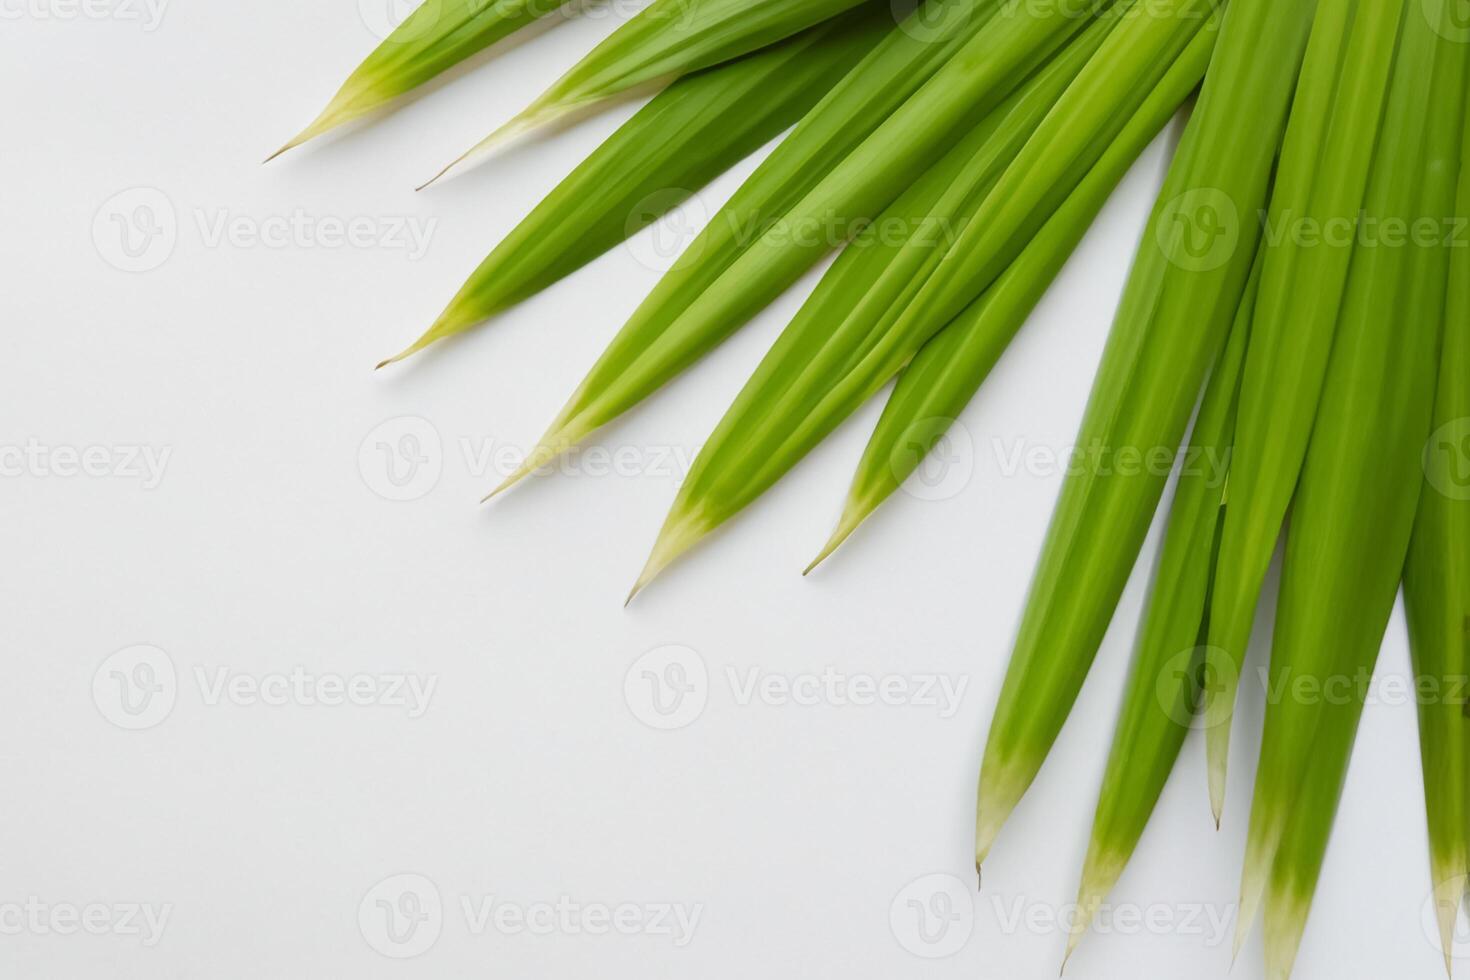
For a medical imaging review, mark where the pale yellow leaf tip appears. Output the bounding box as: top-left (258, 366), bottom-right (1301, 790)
top-left (418, 111), bottom-right (547, 190)
top-left (1207, 751), bottom-right (1227, 828)
top-left (263, 128), bottom-right (312, 165)
top-left (1233, 857), bottom-right (1269, 965)
top-left (1429, 875), bottom-right (1461, 978)
top-left (420, 92), bottom-right (589, 189)
top-left (804, 501), bottom-right (871, 575)
top-left (1066, 850), bottom-right (1124, 969)
top-left (1263, 904), bottom-right (1307, 980)
top-left (974, 805), bottom-right (1006, 872)
top-left (803, 524), bottom-right (853, 576)
top-left (482, 457), bottom-right (538, 503)
top-left (626, 512), bottom-right (709, 606)
top-left (375, 333), bottom-right (436, 372)
top-left (265, 104), bottom-right (349, 164)
top-left (481, 426), bottom-right (586, 504)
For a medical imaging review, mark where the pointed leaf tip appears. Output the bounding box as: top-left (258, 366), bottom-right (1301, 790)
top-left (482, 467), bottom-right (529, 504)
top-left (626, 512), bottom-right (707, 603)
top-left (804, 509), bottom-right (864, 575)
top-left (1207, 748), bottom-right (1226, 827)
top-left (263, 127), bottom-right (313, 165)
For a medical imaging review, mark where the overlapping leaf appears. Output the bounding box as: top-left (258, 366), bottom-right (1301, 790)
top-left (492, 0), bottom-right (1097, 497)
top-left (1201, 0), bottom-right (1406, 821)
top-left (277, 2), bottom-right (1470, 973)
top-left (1066, 247), bottom-right (1260, 961)
top-left (378, 8), bottom-right (894, 366)
top-left (429, 0), bottom-right (881, 182)
top-left (1403, 76), bottom-right (1470, 972)
top-left (273, 0), bottom-right (572, 159)
top-left (1235, 5), bottom-right (1468, 973)
top-left (631, 0), bottom-right (1222, 595)
top-left (973, 0), bottom-right (1315, 868)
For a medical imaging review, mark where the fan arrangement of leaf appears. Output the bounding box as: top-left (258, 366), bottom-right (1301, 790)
top-left (273, 0), bottom-right (1470, 975)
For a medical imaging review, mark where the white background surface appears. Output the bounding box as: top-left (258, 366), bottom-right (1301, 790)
top-left (0, 2), bottom-right (1443, 977)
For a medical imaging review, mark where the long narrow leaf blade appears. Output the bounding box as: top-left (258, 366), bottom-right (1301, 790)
top-left (634, 0), bottom-right (1221, 593)
top-left (972, 0), bottom-right (1316, 867)
top-left (1066, 246), bottom-right (1261, 962)
top-left (379, 8), bottom-right (894, 366)
top-left (807, 1), bottom-right (1224, 567)
top-left (272, 0), bottom-right (571, 159)
top-left (1403, 76), bottom-right (1470, 974)
top-left (431, 0), bottom-right (877, 182)
top-left (495, 0), bottom-right (1097, 497)
top-left (1201, 0), bottom-right (1406, 821)
top-left (1240, 6), bottom-right (1469, 972)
